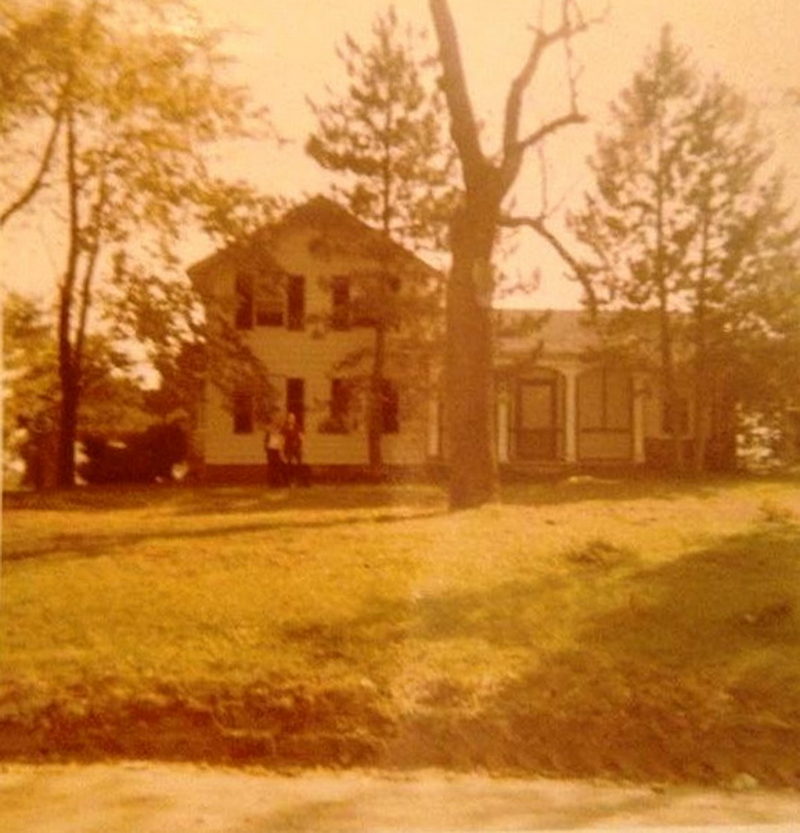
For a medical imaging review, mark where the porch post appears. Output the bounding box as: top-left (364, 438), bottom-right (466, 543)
top-left (632, 374), bottom-right (646, 464)
top-left (427, 397), bottom-right (441, 458)
top-left (564, 368), bottom-right (578, 464)
top-left (497, 383), bottom-right (510, 463)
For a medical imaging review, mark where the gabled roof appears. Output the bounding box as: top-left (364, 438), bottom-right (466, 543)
top-left (187, 195), bottom-right (440, 289)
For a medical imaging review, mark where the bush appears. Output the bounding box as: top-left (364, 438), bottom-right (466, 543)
top-left (79, 422), bottom-right (187, 484)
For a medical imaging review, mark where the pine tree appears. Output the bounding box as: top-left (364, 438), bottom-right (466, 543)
top-left (571, 26), bottom-right (800, 471)
top-left (307, 6), bottom-right (453, 479)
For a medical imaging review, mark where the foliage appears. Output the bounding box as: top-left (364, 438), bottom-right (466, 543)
top-left (2, 290), bottom-right (149, 487)
top-left (570, 26), bottom-right (800, 471)
top-left (306, 7), bottom-right (454, 476)
top-left (105, 255), bottom-right (278, 463)
top-left (0, 0), bottom-right (271, 487)
top-left (79, 422), bottom-right (188, 483)
top-left (0, 0), bottom-right (68, 223)
top-left (307, 5), bottom-right (455, 251)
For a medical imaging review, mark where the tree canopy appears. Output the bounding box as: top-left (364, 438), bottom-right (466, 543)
top-left (1, 0), bottom-right (272, 486)
top-left (570, 26), bottom-right (800, 470)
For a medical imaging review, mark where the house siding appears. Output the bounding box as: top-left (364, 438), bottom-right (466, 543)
top-left (197, 215), bottom-right (429, 471)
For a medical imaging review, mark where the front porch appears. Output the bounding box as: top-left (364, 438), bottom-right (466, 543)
top-left (496, 364), bottom-right (648, 467)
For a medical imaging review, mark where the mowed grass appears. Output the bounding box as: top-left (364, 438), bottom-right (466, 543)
top-left (2, 474), bottom-right (800, 783)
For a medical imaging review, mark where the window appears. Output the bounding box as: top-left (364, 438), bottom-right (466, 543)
top-left (286, 377), bottom-right (305, 429)
top-left (287, 274), bottom-right (305, 330)
top-left (325, 378), bottom-right (353, 433)
top-left (578, 368), bottom-right (632, 431)
top-left (232, 392), bottom-right (254, 434)
top-left (380, 378), bottom-right (399, 434)
top-left (235, 273), bottom-right (254, 330)
top-left (331, 276), bottom-right (350, 330)
top-left (235, 270), bottom-right (305, 329)
top-left (255, 279), bottom-right (284, 326)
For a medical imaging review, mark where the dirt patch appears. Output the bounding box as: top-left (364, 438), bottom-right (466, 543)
top-left (2, 671), bottom-right (800, 790)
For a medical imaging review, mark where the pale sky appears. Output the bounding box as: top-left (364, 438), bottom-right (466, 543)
top-left (3, 0), bottom-right (799, 309)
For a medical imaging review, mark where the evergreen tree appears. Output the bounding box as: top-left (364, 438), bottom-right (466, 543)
top-left (570, 27), bottom-right (800, 471)
top-left (307, 6), bottom-right (453, 478)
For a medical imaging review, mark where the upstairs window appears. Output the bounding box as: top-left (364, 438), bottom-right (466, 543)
top-left (235, 270), bottom-right (305, 330)
top-left (287, 274), bottom-right (305, 330)
top-left (255, 280), bottom-right (284, 326)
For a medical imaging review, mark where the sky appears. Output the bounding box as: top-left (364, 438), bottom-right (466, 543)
top-left (3, 0), bottom-right (800, 309)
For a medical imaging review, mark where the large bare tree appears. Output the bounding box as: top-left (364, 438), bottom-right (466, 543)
top-left (428, 0), bottom-right (599, 509)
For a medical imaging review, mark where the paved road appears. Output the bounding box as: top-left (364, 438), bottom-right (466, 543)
top-left (1, 763), bottom-right (799, 832)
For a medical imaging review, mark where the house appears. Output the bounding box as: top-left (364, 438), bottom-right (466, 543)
top-left (189, 196), bottom-right (696, 480)
top-left (188, 196), bottom-right (441, 481)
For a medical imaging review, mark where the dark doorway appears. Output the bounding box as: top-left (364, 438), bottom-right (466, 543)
top-left (516, 379), bottom-right (558, 460)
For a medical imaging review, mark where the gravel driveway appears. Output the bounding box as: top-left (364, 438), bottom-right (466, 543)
top-left (2, 763), bottom-right (800, 832)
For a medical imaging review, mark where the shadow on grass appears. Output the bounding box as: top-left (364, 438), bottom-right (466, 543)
top-left (3, 506), bottom-right (445, 563)
top-left (279, 520), bottom-right (800, 784)
top-left (468, 521), bottom-right (800, 783)
top-left (500, 470), bottom-right (796, 506)
top-left (2, 482), bottom-right (447, 516)
top-left (4, 471), bottom-right (798, 517)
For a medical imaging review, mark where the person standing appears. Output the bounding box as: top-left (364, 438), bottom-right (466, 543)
top-left (281, 412), bottom-right (304, 486)
top-left (264, 414), bottom-right (286, 487)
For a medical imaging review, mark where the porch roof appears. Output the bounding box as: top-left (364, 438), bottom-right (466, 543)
top-left (495, 309), bottom-right (599, 364)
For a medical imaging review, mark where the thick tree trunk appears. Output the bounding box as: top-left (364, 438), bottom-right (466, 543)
top-left (445, 204), bottom-right (499, 509)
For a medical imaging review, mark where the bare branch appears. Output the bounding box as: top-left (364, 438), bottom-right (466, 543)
top-left (500, 213), bottom-right (598, 315)
top-left (517, 111), bottom-right (587, 153)
top-left (501, 0), bottom-right (597, 156)
top-left (0, 102), bottom-right (64, 227)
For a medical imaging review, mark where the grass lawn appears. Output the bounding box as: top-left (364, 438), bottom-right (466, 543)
top-left (2, 474), bottom-right (799, 786)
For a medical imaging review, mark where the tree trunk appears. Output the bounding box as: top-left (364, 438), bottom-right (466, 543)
top-left (57, 366), bottom-right (79, 488)
top-left (56, 99), bottom-right (80, 489)
top-left (445, 203), bottom-right (499, 509)
top-left (367, 321), bottom-right (386, 480)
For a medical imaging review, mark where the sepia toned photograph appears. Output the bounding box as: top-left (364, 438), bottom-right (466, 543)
top-left (2, 1), bottom-right (799, 830)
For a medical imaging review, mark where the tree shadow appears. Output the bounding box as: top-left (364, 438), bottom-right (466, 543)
top-left (475, 520), bottom-right (800, 783)
top-left (277, 520), bottom-right (800, 783)
top-left (2, 482), bottom-right (446, 516)
top-left (3, 507), bottom-right (445, 563)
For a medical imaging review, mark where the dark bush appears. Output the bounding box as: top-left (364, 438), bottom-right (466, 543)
top-left (79, 422), bottom-right (187, 484)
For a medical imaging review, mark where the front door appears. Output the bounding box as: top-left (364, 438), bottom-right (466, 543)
top-left (516, 379), bottom-right (558, 460)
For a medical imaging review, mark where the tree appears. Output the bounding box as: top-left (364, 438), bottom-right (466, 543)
top-left (307, 6), bottom-right (454, 478)
top-left (570, 27), bottom-right (800, 471)
top-left (3, 290), bottom-right (148, 487)
top-left (429, 0), bottom-right (599, 508)
top-left (1, 0), bottom-right (265, 487)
